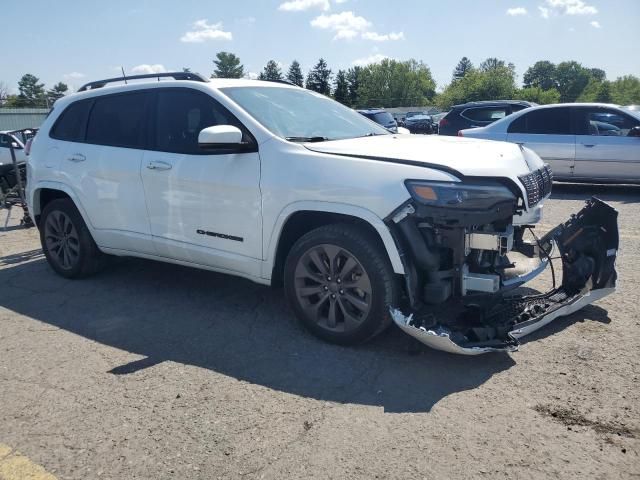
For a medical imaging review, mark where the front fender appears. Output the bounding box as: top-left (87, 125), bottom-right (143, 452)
top-left (263, 201), bottom-right (405, 280)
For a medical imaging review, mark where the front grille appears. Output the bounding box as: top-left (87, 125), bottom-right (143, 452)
top-left (518, 164), bottom-right (553, 207)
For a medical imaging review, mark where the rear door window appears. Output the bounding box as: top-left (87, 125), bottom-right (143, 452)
top-left (508, 108), bottom-right (572, 135)
top-left (50, 100), bottom-right (92, 142)
top-left (461, 107), bottom-right (508, 122)
top-left (86, 92), bottom-right (150, 149)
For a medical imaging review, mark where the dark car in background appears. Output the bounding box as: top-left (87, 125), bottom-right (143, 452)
top-left (357, 109), bottom-right (398, 133)
top-left (438, 100), bottom-right (536, 136)
top-left (403, 112), bottom-right (436, 134)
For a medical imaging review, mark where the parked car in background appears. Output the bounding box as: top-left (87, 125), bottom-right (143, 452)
top-left (0, 131), bottom-right (27, 164)
top-left (459, 103), bottom-right (640, 183)
top-left (438, 100), bottom-right (535, 136)
top-left (357, 109), bottom-right (398, 133)
top-left (403, 113), bottom-right (435, 134)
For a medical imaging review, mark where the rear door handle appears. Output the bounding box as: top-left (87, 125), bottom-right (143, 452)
top-left (146, 160), bottom-right (172, 171)
top-left (583, 144), bottom-right (596, 148)
top-left (67, 153), bottom-right (86, 162)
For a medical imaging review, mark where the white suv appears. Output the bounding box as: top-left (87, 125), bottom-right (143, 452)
top-left (27, 72), bottom-right (619, 354)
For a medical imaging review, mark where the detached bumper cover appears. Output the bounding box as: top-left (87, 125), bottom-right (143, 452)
top-left (392, 198), bottom-right (619, 355)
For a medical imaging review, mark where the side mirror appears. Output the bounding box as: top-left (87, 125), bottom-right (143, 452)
top-left (198, 125), bottom-right (243, 148)
top-left (628, 126), bottom-right (640, 138)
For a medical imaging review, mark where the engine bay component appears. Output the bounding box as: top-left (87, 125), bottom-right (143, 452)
top-left (391, 197), bottom-right (618, 354)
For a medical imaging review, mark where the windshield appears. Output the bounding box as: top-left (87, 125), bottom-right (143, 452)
top-left (221, 86), bottom-right (389, 141)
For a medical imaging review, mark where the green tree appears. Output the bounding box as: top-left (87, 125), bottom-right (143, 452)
top-left (212, 52), bottom-right (244, 78)
top-left (16, 74), bottom-right (46, 107)
top-left (0, 81), bottom-right (8, 106)
top-left (258, 60), bottom-right (283, 81)
top-left (286, 60), bottom-right (304, 87)
top-left (357, 59), bottom-right (436, 108)
top-left (523, 61), bottom-right (557, 90)
top-left (437, 65), bottom-right (517, 110)
top-left (609, 75), bottom-right (640, 104)
top-left (480, 58), bottom-right (505, 72)
top-left (515, 87), bottom-right (561, 104)
top-left (589, 68), bottom-right (607, 83)
top-left (333, 70), bottom-right (349, 105)
top-left (346, 66), bottom-right (362, 107)
top-left (555, 61), bottom-right (591, 102)
top-left (46, 82), bottom-right (68, 104)
top-left (305, 58), bottom-right (332, 95)
top-left (452, 57), bottom-right (474, 81)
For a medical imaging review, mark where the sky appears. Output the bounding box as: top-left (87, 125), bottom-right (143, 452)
top-left (1, 0), bottom-right (639, 93)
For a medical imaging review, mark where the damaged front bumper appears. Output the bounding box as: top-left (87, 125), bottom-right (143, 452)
top-left (390, 197), bottom-right (619, 355)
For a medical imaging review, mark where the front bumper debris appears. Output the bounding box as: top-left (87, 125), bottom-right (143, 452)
top-left (391, 198), bottom-right (618, 355)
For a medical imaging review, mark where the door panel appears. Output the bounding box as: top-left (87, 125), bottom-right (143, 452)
top-left (506, 133), bottom-right (575, 178)
top-left (55, 92), bottom-right (153, 253)
top-left (506, 106), bottom-right (575, 178)
top-left (140, 88), bottom-right (262, 271)
top-left (573, 107), bottom-right (640, 181)
top-left (141, 149), bottom-right (262, 265)
top-left (575, 136), bottom-right (640, 181)
top-left (58, 142), bottom-right (154, 253)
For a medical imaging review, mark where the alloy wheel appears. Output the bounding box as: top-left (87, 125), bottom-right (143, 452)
top-left (294, 243), bottom-right (372, 332)
top-left (44, 211), bottom-right (80, 270)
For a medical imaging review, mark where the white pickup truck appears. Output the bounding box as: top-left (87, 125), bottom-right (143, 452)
top-left (26, 72), bottom-right (619, 355)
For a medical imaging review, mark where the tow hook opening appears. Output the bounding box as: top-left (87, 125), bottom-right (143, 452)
top-left (389, 197), bottom-right (619, 355)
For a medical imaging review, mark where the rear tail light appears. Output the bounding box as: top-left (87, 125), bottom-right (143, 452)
top-left (439, 117), bottom-right (449, 127)
top-left (25, 138), bottom-right (33, 156)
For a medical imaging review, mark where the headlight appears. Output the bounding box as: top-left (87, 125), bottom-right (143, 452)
top-left (405, 180), bottom-right (516, 211)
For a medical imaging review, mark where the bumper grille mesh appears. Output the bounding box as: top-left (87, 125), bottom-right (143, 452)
top-left (519, 165), bottom-right (553, 207)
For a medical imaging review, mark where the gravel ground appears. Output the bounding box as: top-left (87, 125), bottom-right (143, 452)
top-left (1, 183), bottom-right (638, 479)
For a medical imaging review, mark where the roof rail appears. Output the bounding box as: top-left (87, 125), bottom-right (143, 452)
top-left (258, 78), bottom-right (298, 87)
top-left (78, 72), bottom-right (209, 92)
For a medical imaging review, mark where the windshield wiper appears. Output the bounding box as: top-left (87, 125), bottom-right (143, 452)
top-left (285, 136), bottom-right (329, 143)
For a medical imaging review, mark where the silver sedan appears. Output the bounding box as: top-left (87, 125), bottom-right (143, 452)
top-left (459, 103), bottom-right (640, 183)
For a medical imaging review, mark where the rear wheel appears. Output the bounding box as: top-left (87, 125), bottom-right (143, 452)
top-left (40, 198), bottom-right (105, 278)
top-left (284, 223), bottom-right (398, 345)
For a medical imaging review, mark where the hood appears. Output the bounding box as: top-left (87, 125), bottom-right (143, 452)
top-left (304, 134), bottom-right (541, 179)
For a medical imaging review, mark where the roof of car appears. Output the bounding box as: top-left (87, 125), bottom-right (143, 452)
top-left (357, 109), bottom-right (387, 114)
top-left (515, 102), bottom-right (623, 111)
top-left (51, 77), bottom-right (301, 110)
top-left (453, 100), bottom-right (535, 109)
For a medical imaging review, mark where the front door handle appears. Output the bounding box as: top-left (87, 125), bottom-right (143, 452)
top-left (67, 153), bottom-right (86, 162)
top-left (146, 160), bottom-right (172, 171)
top-left (583, 144), bottom-right (596, 148)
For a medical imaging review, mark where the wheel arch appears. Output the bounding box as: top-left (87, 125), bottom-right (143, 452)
top-left (266, 202), bottom-right (404, 286)
top-left (30, 182), bottom-right (93, 230)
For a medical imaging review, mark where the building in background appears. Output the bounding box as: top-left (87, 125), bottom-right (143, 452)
top-left (0, 108), bottom-right (49, 130)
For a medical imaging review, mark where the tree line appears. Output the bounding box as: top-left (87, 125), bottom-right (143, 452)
top-left (2, 52), bottom-right (639, 110)
top-left (0, 75), bottom-right (68, 108)
top-left (212, 51), bottom-right (640, 109)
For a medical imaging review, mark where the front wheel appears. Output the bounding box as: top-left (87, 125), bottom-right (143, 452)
top-left (284, 223), bottom-right (398, 345)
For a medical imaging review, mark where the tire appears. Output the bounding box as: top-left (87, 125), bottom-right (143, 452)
top-left (284, 223), bottom-right (398, 345)
top-left (39, 198), bottom-right (105, 279)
